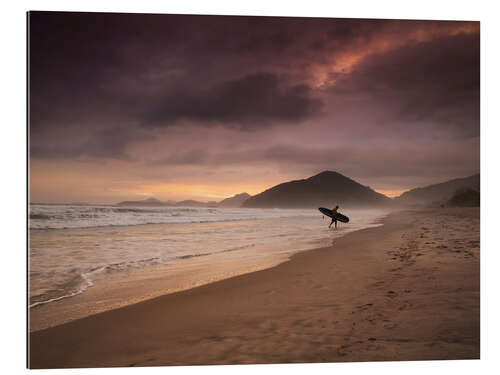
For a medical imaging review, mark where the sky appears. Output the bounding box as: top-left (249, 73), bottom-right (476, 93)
top-left (29, 12), bottom-right (480, 203)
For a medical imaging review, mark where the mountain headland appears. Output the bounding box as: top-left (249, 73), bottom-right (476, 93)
top-left (243, 171), bottom-right (391, 208)
top-left (395, 174), bottom-right (479, 205)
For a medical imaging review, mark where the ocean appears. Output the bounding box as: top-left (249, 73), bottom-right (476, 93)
top-left (29, 204), bottom-right (389, 322)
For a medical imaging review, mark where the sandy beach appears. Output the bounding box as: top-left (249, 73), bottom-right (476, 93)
top-left (29, 208), bottom-right (479, 368)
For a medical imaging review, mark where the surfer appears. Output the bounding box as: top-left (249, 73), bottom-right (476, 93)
top-left (329, 205), bottom-right (339, 229)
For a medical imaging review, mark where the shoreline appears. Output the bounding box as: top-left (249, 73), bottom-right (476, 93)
top-left (29, 213), bottom-right (387, 332)
top-left (29, 208), bottom-right (479, 368)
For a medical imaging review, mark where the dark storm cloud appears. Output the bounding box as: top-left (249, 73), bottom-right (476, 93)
top-left (329, 31), bottom-right (480, 138)
top-left (29, 125), bottom-right (154, 160)
top-left (29, 12), bottom-right (343, 149)
top-left (144, 73), bottom-right (323, 128)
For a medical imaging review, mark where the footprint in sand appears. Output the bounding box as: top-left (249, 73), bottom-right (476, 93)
top-left (355, 303), bottom-right (373, 311)
top-left (398, 301), bottom-right (413, 310)
top-left (371, 281), bottom-right (385, 288)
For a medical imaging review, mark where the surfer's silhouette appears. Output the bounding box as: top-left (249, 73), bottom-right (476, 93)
top-left (329, 205), bottom-right (339, 229)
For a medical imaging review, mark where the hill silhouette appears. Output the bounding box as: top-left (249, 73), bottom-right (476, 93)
top-left (218, 193), bottom-right (251, 207)
top-left (395, 174), bottom-right (479, 204)
top-left (242, 171), bottom-right (391, 208)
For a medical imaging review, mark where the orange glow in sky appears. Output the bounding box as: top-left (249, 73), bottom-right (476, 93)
top-left (311, 22), bottom-right (479, 87)
top-left (374, 189), bottom-right (409, 198)
top-left (123, 183), bottom-right (269, 201)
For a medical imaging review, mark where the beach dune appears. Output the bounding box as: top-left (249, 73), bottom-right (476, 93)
top-left (29, 208), bottom-right (479, 368)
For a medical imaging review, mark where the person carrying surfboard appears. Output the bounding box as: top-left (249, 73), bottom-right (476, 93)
top-left (329, 205), bottom-right (339, 229)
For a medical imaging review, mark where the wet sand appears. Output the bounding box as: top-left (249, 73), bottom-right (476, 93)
top-left (29, 208), bottom-right (479, 368)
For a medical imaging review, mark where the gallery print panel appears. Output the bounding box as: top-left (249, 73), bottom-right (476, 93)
top-left (28, 11), bottom-right (479, 368)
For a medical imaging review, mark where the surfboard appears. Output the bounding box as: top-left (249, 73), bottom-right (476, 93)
top-left (318, 207), bottom-right (349, 223)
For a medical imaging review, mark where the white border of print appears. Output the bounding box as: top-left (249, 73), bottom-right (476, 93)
top-left (2, 1), bottom-right (499, 375)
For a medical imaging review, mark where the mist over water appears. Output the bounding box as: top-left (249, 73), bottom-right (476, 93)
top-left (29, 204), bottom-right (390, 309)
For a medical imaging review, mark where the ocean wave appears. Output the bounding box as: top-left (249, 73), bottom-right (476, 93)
top-left (98, 257), bottom-right (162, 273)
top-left (29, 217), bottom-right (255, 230)
top-left (175, 243), bottom-right (256, 260)
top-left (29, 212), bottom-right (317, 230)
top-left (177, 253), bottom-right (210, 260)
top-left (29, 257), bottom-right (163, 308)
top-left (220, 244), bottom-right (256, 253)
top-left (29, 273), bottom-right (93, 308)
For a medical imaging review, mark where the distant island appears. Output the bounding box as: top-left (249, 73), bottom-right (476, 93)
top-left (117, 193), bottom-right (252, 208)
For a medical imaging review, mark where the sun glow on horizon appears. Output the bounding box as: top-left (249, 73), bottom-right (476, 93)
top-left (109, 183), bottom-right (270, 202)
top-left (374, 189), bottom-right (409, 198)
